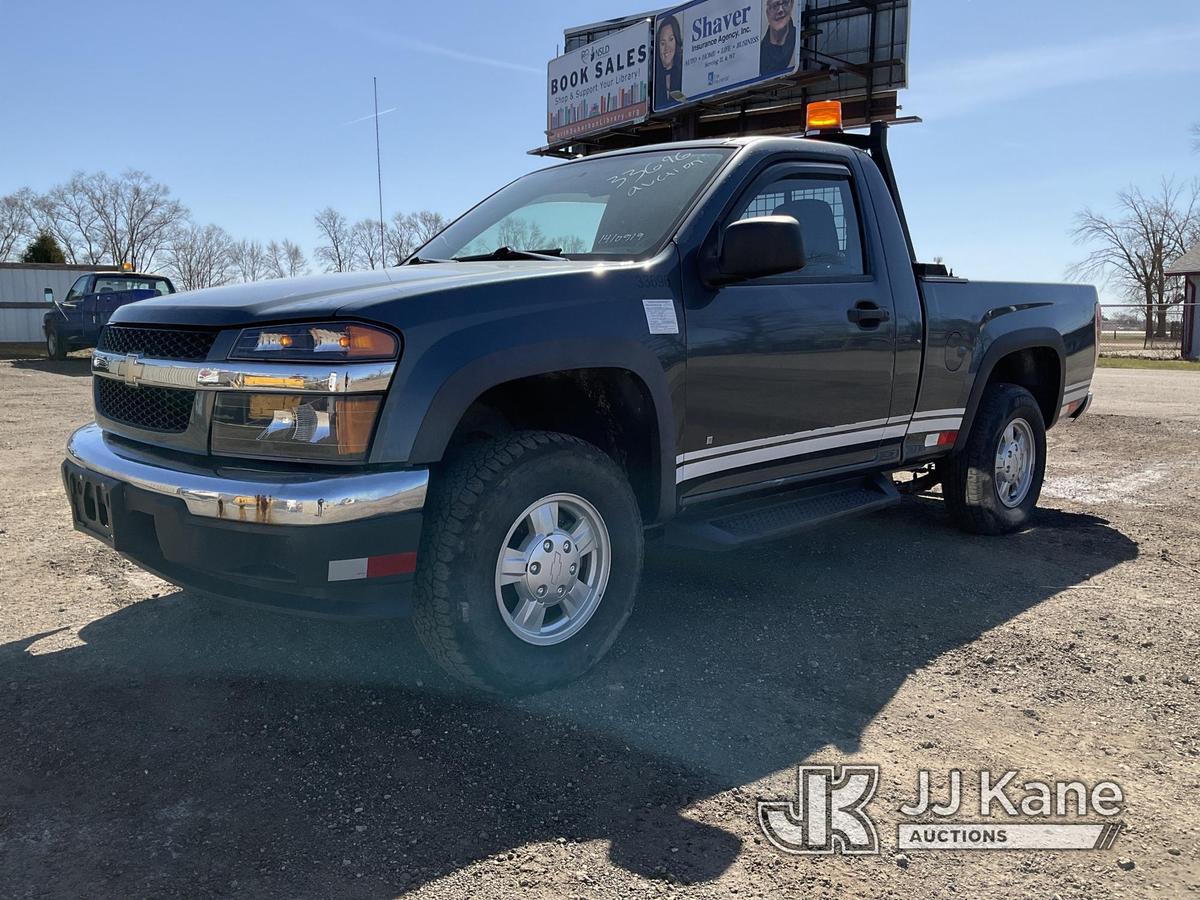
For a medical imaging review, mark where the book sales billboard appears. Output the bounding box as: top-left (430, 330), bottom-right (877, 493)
top-left (546, 20), bottom-right (651, 144)
top-left (653, 0), bottom-right (801, 112)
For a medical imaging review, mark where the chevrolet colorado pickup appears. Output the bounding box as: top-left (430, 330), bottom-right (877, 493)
top-left (62, 125), bottom-right (1101, 693)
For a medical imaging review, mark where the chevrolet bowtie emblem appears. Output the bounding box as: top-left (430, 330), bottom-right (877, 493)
top-left (123, 353), bottom-right (146, 387)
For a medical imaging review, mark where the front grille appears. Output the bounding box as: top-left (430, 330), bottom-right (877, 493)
top-left (98, 326), bottom-right (216, 361)
top-left (95, 378), bottom-right (196, 433)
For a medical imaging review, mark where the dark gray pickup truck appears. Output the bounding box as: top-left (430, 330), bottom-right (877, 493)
top-left (62, 125), bottom-right (1100, 693)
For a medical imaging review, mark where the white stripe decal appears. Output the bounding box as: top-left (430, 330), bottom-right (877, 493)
top-left (676, 416), bottom-right (895, 465)
top-left (906, 417), bottom-right (964, 435)
top-left (676, 424), bottom-right (907, 483)
top-left (911, 407), bottom-right (966, 420)
top-left (1062, 388), bottom-right (1090, 404)
top-left (328, 558), bottom-right (368, 582)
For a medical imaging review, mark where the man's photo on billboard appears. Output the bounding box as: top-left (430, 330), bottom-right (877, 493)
top-left (760, 0), bottom-right (797, 77)
top-left (654, 15), bottom-right (684, 110)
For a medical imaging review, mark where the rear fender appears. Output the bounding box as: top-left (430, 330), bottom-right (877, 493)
top-left (954, 328), bottom-right (1065, 453)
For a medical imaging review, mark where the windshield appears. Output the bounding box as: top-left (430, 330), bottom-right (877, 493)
top-left (94, 277), bottom-right (174, 295)
top-left (419, 148), bottom-right (734, 261)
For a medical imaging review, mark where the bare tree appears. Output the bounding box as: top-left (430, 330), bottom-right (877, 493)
top-left (0, 193), bottom-right (30, 261)
top-left (17, 182), bottom-right (106, 265)
top-left (266, 239), bottom-right (308, 278)
top-left (162, 224), bottom-right (234, 291)
top-left (229, 239), bottom-right (269, 282)
top-left (553, 234), bottom-right (588, 254)
top-left (78, 171), bottom-right (188, 270)
top-left (385, 210), bottom-right (450, 264)
top-left (350, 218), bottom-right (384, 269)
top-left (385, 213), bottom-right (419, 265)
top-left (499, 217), bottom-right (547, 250)
top-left (410, 210), bottom-right (447, 244)
top-left (314, 207), bottom-right (354, 272)
top-left (1071, 178), bottom-right (1200, 341)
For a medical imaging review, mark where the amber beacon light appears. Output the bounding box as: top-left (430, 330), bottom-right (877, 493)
top-left (806, 100), bottom-right (844, 133)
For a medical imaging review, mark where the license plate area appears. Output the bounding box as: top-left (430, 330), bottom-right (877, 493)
top-left (63, 463), bottom-right (121, 545)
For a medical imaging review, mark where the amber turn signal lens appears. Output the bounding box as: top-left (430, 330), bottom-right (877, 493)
top-left (212, 393), bottom-right (384, 462)
top-left (335, 395), bottom-right (382, 455)
top-left (806, 100), bottom-right (843, 132)
top-left (344, 325), bottom-right (398, 359)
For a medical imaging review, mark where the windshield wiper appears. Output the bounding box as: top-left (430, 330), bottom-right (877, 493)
top-left (453, 246), bottom-right (568, 262)
top-left (406, 255), bottom-right (457, 265)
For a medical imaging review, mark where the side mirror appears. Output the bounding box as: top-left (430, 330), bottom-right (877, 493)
top-left (715, 216), bottom-right (807, 284)
top-left (43, 287), bottom-right (54, 304)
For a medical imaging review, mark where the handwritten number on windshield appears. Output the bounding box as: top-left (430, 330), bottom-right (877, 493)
top-left (607, 152), bottom-right (707, 198)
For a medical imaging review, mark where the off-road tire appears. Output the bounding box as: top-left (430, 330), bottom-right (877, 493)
top-left (943, 383), bottom-right (1047, 535)
top-left (413, 431), bottom-right (644, 694)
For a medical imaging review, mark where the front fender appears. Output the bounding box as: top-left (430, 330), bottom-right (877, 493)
top-left (371, 336), bottom-right (679, 522)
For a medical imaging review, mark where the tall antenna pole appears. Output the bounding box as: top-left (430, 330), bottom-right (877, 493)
top-left (373, 76), bottom-right (386, 263)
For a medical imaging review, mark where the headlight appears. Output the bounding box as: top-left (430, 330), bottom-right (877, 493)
top-left (211, 394), bottom-right (383, 462)
top-left (229, 322), bottom-right (398, 362)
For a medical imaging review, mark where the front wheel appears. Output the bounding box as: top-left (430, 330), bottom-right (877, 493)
top-left (46, 327), bottom-right (67, 360)
top-left (413, 431), bottom-right (644, 694)
top-left (943, 383), bottom-right (1047, 535)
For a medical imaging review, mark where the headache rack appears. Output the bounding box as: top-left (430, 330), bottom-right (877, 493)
top-left (808, 121), bottom-right (929, 271)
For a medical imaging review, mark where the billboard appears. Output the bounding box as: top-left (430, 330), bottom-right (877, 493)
top-left (653, 0), bottom-right (801, 113)
top-left (546, 20), bottom-right (651, 144)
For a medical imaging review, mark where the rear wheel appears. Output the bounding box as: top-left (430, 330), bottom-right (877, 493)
top-left (413, 431), bottom-right (643, 694)
top-left (943, 383), bottom-right (1046, 535)
top-left (46, 327), bottom-right (67, 360)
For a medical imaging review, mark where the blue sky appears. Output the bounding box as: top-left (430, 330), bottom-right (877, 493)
top-left (2, 0), bottom-right (1197, 297)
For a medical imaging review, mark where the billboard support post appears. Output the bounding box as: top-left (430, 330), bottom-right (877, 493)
top-left (672, 109), bottom-right (699, 141)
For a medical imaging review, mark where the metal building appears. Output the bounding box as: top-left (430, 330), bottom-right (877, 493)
top-left (0, 262), bottom-right (118, 345)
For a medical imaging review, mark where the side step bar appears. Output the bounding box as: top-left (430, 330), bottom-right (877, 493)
top-left (665, 473), bottom-right (900, 551)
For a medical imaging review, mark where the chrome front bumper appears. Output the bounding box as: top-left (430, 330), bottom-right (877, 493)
top-left (65, 423), bottom-right (429, 527)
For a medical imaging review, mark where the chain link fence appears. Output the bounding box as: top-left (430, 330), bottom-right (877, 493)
top-left (1100, 303), bottom-right (1194, 359)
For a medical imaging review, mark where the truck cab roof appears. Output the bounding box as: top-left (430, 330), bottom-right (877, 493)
top-left (573, 134), bottom-right (863, 163)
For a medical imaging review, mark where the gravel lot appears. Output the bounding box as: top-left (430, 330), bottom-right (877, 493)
top-left (1, 357), bottom-right (1198, 899)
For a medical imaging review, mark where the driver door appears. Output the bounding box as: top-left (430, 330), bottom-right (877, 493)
top-left (680, 161), bottom-right (898, 497)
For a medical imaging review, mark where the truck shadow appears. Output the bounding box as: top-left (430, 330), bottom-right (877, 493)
top-left (9, 356), bottom-right (93, 377)
top-left (0, 500), bottom-right (1135, 896)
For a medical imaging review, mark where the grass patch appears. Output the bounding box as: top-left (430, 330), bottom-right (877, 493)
top-left (1098, 356), bottom-right (1200, 371)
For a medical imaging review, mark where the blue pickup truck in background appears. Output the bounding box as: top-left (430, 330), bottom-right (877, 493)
top-left (44, 271), bottom-right (176, 359)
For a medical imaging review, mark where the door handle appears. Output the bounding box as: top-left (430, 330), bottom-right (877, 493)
top-left (848, 301), bottom-right (890, 326)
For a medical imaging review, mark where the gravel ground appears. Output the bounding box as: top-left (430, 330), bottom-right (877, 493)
top-left (1, 357), bottom-right (1198, 899)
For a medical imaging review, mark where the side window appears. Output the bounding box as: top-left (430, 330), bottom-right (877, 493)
top-left (733, 172), bottom-right (865, 277)
top-left (64, 276), bottom-right (90, 303)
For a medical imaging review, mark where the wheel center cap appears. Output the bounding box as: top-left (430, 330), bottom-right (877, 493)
top-left (525, 535), bottom-right (579, 599)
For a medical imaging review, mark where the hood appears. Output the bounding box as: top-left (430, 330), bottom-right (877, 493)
top-left (111, 261), bottom-right (618, 328)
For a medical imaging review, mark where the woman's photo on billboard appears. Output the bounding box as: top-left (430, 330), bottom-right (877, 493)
top-left (654, 15), bottom-right (684, 110)
top-left (760, 0), bottom-right (797, 77)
